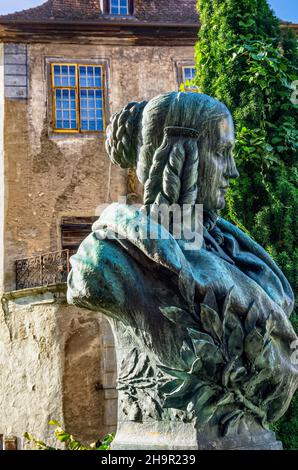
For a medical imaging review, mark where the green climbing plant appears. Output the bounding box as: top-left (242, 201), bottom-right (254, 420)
top-left (24, 420), bottom-right (114, 450)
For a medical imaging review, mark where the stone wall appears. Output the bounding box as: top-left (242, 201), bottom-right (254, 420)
top-left (2, 41), bottom-right (194, 291)
top-left (0, 38), bottom-right (195, 448)
top-left (0, 284), bottom-right (117, 449)
top-left (0, 43), bottom-right (4, 293)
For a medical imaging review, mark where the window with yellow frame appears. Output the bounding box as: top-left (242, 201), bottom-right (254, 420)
top-left (51, 63), bottom-right (106, 133)
top-left (182, 66), bottom-right (198, 92)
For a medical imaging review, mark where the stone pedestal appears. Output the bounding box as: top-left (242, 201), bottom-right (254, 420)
top-left (111, 421), bottom-right (282, 450)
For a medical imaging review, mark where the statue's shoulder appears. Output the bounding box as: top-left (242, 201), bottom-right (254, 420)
top-left (67, 232), bottom-right (134, 311)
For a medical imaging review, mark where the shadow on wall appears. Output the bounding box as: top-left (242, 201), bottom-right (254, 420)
top-left (63, 317), bottom-right (110, 443)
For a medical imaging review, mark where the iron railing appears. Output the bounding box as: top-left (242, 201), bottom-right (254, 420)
top-left (15, 249), bottom-right (70, 290)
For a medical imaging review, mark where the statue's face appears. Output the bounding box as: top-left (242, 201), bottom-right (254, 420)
top-left (197, 114), bottom-right (239, 211)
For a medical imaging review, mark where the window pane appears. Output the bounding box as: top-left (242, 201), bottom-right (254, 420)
top-left (55, 88), bottom-right (77, 131)
top-left (96, 120), bottom-right (104, 131)
top-left (53, 65), bottom-right (61, 86)
top-left (183, 67), bottom-right (196, 81)
top-left (79, 86), bottom-right (104, 132)
top-left (78, 65), bottom-right (104, 132)
top-left (69, 75), bottom-right (76, 87)
top-left (80, 99), bottom-right (87, 109)
top-left (95, 67), bottom-right (102, 87)
top-left (61, 75), bottom-right (69, 86)
top-left (110, 0), bottom-right (128, 15)
top-left (54, 75), bottom-right (61, 86)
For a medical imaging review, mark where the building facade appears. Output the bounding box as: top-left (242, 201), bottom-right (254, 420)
top-left (0, 0), bottom-right (199, 449)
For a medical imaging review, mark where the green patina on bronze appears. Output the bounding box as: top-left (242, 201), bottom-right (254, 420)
top-left (67, 92), bottom-right (297, 450)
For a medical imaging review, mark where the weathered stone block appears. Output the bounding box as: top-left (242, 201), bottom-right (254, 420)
top-left (5, 87), bottom-right (27, 99)
top-left (5, 75), bottom-right (27, 87)
top-left (103, 347), bottom-right (116, 373)
top-left (4, 436), bottom-right (17, 450)
top-left (4, 44), bottom-right (27, 54)
top-left (102, 371), bottom-right (116, 389)
top-left (5, 64), bottom-right (27, 76)
top-left (104, 388), bottom-right (118, 400)
top-left (4, 53), bottom-right (27, 65)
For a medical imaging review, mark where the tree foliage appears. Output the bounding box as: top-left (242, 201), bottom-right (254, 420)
top-left (195, 0), bottom-right (298, 448)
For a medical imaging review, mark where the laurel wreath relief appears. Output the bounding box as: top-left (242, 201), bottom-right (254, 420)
top-left (159, 287), bottom-right (289, 437)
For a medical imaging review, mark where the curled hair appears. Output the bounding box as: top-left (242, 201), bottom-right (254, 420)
top-left (144, 134), bottom-right (199, 207)
top-left (105, 100), bottom-right (147, 168)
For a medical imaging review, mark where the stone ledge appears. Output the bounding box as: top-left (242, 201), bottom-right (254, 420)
top-left (1, 282), bottom-right (67, 301)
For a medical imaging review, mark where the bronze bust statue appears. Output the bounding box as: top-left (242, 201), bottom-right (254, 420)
top-left (67, 92), bottom-right (297, 450)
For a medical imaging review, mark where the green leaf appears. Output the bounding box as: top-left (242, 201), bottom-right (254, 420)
top-left (48, 419), bottom-right (62, 427)
top-left (244, 327), bottom-right (264, 363)
top-left (243, 368), bottom-right (272, 400)
top-left (245, 302), bottom-right (258, 333)
top-left (194, 385), bottom-right (218, 425)
top-left (223, 311), bottom-right (244, 360)
top-left (158, 365), bottom-right (189, 380)
top-left (187, 327), bottom-right (215, 345)
top-left (215, 392), bottom-right (235, 407)
top-left (200, 304), bottom-right (223, 343)
top-left (160, 379), bottom-right (183, 395)
top-left (163, 379), bottom-right (204, 410)
top-left (222, 286), bottom-right (234, 316)
top-left (221, 410), bottom-right (244, 437)
top-left (193, 340), bottom-right (225, 367)
top-left (55, 430), bottom-right (71, 443)
top-left (202, 288), bottom-right (220, 313)
top-left (180, 341), bottom-right (196, 368)
top-left (229, 367), bottom-right (247, 383)
top-left (159, 306), bottom-right (190, 325)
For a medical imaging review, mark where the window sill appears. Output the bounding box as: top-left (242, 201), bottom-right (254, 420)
top-left (103, 15), bottom-right (135, 19)
top-left (48, 131), bottom-right (106, 141)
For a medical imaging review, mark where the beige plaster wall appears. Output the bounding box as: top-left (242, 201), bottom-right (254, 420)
top-left (3, 42), bottom-right (195, 290)
top-left (0, 43), bottom-right (4, 293)
top-left (0, 285), bottom-right (117, 449)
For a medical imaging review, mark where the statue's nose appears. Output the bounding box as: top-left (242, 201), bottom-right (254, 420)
top-left (225, 154), bottom-right (239, 179)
